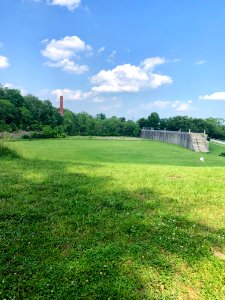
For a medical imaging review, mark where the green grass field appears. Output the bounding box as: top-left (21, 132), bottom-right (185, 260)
top-left (0, 138), bottom-right (225, 299)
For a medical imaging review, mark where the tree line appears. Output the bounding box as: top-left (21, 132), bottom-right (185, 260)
top-left (0, 86), bottom-right (224, 140)
top-left (138, 112), bottom-right (225, 140)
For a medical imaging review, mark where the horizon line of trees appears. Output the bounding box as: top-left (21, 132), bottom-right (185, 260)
top-left (0, 85), bottom-right (224, 140)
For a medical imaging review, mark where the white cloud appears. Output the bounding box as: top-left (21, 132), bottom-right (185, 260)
top-left (170, 58), bottom-right (181, 63)
top-left (92, 97), bottom-right (105, 103)
top-left (141, 57), bottom-right (166, 70)
top-left (47, 89), bottom-right (119, 105)
top-left (98, 102), bottom-right (122, 112)
top-left (0, 55), bottom-right (10, 68)
top-left (3, 83), bottom-right (27, 95)
top-left (149, 73), bottom-right (172, 89)
top-left (46, 59), bottom-right (89, 74)
top-left (51, 88), bottom-right (92, 101)
top-left (150, 100), bottom-right (172, 109)
top-left (41, 36), bottom-right (91, 74)
top-left (98, 47), bottom-right (105, 54)
top-left (90, 57), bottom-right (172, 93)
top-left (92, 95), bottom-right (118, 104)
top-left (144, 100), bottom-right (192, 112)
top-left (44, 0), bottom-right (81, 11)
top-left (41, 38), bottom-right (49, 44)
top-left (107, 50), bottom-right (116, 63)
top-left (3, 83), bottom-right (14, 88)
top-left (41, 36), bottom-right (91, 61)
top-left (199, 92), bottom-right (225, 100)
top-left (172, 100), bottom-right (192, 112)
top-left (195, 60), bottom-right (206, 65)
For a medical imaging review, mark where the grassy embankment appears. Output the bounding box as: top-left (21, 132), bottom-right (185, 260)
top-left (0, 138), bottom-right (225, 299)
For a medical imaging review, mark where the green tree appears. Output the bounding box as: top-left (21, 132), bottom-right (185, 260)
top-left (147, 112), bottom-right (160, 129)
top-left (96, 113), bottom-right (106, 120)
top-left (137, 117), bottom-right (147, 129)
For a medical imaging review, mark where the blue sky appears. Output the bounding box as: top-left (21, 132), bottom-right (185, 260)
top-left (1, 0), bottom-right (225, 120)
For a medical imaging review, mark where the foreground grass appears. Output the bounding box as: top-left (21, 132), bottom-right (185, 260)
top-left (0, 139), bottom-right (225, 299)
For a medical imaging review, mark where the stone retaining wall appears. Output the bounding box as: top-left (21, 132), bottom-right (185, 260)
top-left (141, 129), bottom-right (209, 152)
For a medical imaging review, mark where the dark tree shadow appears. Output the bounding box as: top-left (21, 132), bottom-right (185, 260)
top-left (0, 157), bottom-right (224, 299)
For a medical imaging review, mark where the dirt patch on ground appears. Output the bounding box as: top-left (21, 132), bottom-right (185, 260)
top-left (212, 248), bottom-right (225, 260)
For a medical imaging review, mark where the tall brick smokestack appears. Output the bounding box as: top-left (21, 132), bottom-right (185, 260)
top-left (60, 95), bottom-right (64, 116)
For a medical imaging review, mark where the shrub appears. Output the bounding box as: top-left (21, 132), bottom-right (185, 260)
top-left (219, 151), bottom-right (225, 157)
top-left (31, 126), bottom-right (67, 139)
top-left (21, 134), bottom-right (31, 140)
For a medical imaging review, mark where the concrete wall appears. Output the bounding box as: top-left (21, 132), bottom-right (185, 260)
top-left (141, 129), bottom-right (209, 152)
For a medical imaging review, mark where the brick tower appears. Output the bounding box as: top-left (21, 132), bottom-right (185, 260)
top-left (59, 95), bottom-right (64, 116)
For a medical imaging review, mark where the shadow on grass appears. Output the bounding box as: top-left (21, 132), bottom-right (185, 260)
top-left (0, 157), bottom-right (224, 299)
top-left (0, 142), bottom-right (21, 159)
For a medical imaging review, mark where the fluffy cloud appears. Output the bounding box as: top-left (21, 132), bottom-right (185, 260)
top-left (51, 88), bottom-right (92, 101)
top-left (199, 92), bottom-right (225, 100)
top-left (172, 100), bottom-right (192, 112)
top-left (107, 50), bottom-right (116, 63)
top-left (98, 102), bottom-right (122, 112)
top-left (145, 100), bottom-right (192, 112)
top-left (41, 36), bottom-right (91, 61)
top-left (141, 57), bottom-right (166, 70)
top-left (40, 0), bottom-right (81, 11)
top-left (3, 83), bottom-right (27, 95)
top-left (195, 60), bottom-right (206, 65)
top-left (51, 0), bottom-right (81, 10)
top-left (98, 47), bottom-right (105, 54)
top-left (149, 100), bottom-right (172, 109)
top-left (92, 97), bottom-right (105, 103)
top-left (92, 96), bottom-right (118, 104)
top-left (41, 36), bottom-right (91, 74)
top-left (46, 59), bottom-right (88, 74)
top-left (0, 55), bottom-right (10, 68)
top-left (90, 57), bottom-right (172, 93)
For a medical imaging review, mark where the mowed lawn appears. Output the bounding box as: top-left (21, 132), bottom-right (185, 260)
top-left (0, 138), bottom-right (225, 299)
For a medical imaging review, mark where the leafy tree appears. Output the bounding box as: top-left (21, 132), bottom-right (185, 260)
top-left (137, 117), bottom-right (148, 129)
top-left (147, 112), bottom-right (160, 129)
top-left (96, 113), bottom-right (106, 120)
top-left (119, 117), bottom-right (126, 122)
top-left (0, 85), bottom-right (224, 140)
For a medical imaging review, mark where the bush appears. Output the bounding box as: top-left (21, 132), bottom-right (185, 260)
top-left (21, 134), bottom-right (31, 140)
top-left (219, 151), bottom-right (225, 157)
top-left (31, 126), bottom-right (66, 139)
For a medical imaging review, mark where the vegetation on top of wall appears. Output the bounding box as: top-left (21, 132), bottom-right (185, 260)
top-left (138, 113), bottom-right (225, 140)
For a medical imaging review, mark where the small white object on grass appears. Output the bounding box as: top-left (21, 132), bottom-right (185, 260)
top-left (200, 157), bottom-right (204, 162)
